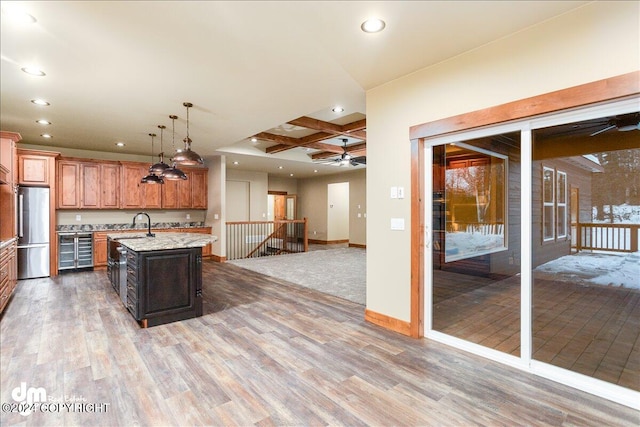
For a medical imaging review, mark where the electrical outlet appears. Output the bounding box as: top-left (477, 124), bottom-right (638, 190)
top-left (186, 214), bottom-right (191, 220)
top-left (75, 214), bottom-right (81, 221)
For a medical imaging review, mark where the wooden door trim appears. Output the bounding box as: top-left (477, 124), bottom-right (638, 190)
top-left (408, 72), bottom-right (640, 338)
top-left (410, 71), bottom-right (639, 140)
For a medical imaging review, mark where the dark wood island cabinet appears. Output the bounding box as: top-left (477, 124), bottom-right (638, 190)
top-left (126, 246), bottom-right (202, 327)
top-left (107, 232), bottom-right (215, 327)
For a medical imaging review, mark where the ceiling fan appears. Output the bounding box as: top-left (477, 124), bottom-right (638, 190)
top-left (313, 139), bottom-right (366, 167)
top-left (590, 112), bottom-right (640, 136)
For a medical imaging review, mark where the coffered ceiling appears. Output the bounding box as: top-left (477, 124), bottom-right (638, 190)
top-left (0, 1), bottom-right (589, 178)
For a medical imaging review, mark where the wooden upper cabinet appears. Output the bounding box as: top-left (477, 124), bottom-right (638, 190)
top-left (178, 176), bottom-right (192, 208)
top-left (57, 158), bottom-right (120, 209)
top-left (18, 150), bottom-right (58, 186)
top-left (190, 169), bottom-right (208, 209)
top-left (161, 179), bottom-right (179, 209)
top-left (144, 179), bottom-right (162, 209)
top-left (0, 132), bottom-right (20, 241)
top-left (54, 157), bottom-right (206, 210)
top-left (100, 163), bottom-right (120, 208)
top-left (120, 161), bottom-right (161, 209)
top-left (159, 167), bottom-right (208, 209)
top-left (120, 162), bottom-right (144, 209)
top-left (80, 163), bottom-right (100, 208)
top-left (19, 155), bottom-right (49, 185)
top-left (57, 160), bottom-right (81, 208)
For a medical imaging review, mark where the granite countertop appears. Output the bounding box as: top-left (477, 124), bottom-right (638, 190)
top-left (107, 232), bottom-right (217, 252)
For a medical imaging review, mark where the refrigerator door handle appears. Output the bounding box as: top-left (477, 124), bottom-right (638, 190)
top-left (18, 193), bottom-right (24, 238)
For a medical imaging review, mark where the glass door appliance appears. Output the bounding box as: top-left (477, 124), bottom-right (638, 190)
top-left (58, 232), bottom-right (93, 271)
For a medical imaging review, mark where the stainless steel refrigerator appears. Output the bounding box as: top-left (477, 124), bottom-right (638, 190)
top-left (17, 186), bottom-right (50, 279)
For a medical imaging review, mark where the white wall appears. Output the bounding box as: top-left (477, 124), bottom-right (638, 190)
top-left (366, 1), bottom-right (640, 321)
top-left (205, 155), bottom-right (225, 257)
top-left (225, 169), bottom-right (269, 221)
top-left (268, 176), bottom-right (298, 195)
top-left (298, 168), bottom-right (366, 245)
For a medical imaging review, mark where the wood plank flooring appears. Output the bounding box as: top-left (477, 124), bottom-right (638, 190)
top-left (1, 261), bottom-right (638, 426)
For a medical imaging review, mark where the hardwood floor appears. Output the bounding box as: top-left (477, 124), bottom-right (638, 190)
top-left (1, 261), bottom-right (638, 426)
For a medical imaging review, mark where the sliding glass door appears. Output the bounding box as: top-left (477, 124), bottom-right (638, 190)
top-left (430, 132), bottom-right (522, 356)
top-left (531, 114), bottom-right (640, 391)
top-left (424, 97), bottom-right (639, 404)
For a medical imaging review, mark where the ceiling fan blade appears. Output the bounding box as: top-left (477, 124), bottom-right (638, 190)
top-left (590, 124), bottom-right (616, 137)
top-left (351, 156), bottom-right (366, 165)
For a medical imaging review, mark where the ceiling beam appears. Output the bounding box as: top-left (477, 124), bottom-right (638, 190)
top-left (256, 116), bottom-right (368, 155)
top-left (533, 131), bottom-right (640, 160)
top-left (258, 132), bottom-right (345, 154)
top-left (287, 116), bottom-right (367, 140)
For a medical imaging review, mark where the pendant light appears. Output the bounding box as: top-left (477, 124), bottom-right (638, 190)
top-left (141, 133), bottom-right (164, 184)
top-left (149, 125), bottom-right (170, 175)
top-left (172, 102), bottom-right (204, 166)
top-left (163, 115), bottom-right (188, 180)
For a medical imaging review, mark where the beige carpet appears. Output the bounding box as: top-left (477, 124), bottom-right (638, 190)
top-left (228, 246), bottom-right (366, 305)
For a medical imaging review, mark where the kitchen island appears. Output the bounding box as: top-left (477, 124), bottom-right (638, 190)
top-left (107, 232), bottom-right (217, 327)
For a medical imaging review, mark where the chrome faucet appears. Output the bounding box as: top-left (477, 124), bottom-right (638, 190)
top-left (132, 212), bottom-right (155, 237)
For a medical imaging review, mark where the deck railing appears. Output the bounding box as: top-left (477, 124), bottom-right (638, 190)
top-left (573, 222), bottom-right (639, 253)
top-left (225, 219), bottom-right (308, 261)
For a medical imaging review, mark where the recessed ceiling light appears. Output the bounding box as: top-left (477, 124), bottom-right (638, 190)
top-left (2, 8), bottom-right (37, 24)
top-left (233, 161), bottom-right (239, 165)
top-left (313, 170), bottom-right (318, 173)
top-left (332, 106), bottom-right (344, 113)
top-left (40, 134), bottom-right (52, 138)
top-left (361, 18), bottom-right (386, 33)
top-left (21, 67), bottom-right (45, 76)
top-left (289, 173), bottom-right (294, 177)
top-left (278, 166), bottom-right (283, 169)
top-left (115, 142), bottom-right (126, 147)
top-left (36, 119), bottom-right (51, 125)
top-left (250, 137), bottom-right (257, 143)
top-left (31, 99), bottom-right (50, 106)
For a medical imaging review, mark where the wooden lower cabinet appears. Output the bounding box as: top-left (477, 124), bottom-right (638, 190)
top-left (0, 241), bottom-right (18, 315)
top-left (93, 232), bottom-right (108, 268)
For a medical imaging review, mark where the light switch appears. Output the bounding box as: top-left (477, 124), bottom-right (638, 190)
top-left (397, 187), bottom-right (405, 199)
top-left (390, 187), bottom-right (398, 199)
top-left (391, 218), bottom-right (405, 230)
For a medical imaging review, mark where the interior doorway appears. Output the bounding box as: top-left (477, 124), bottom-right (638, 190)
top-left (327, 182), bottom-right (349, 242)
top-left (268, 193), bottom-right (297, 221)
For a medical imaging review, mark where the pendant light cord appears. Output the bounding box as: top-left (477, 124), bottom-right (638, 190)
top-left (148, 133), bottom-right (156, 163)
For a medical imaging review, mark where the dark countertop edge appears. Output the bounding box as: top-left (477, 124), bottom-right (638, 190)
top-left (0, 237), bottom-right (18, 249)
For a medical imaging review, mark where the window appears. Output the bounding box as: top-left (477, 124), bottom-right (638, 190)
top-left (542, 166), bottom-right (566, 242)
top-left (444, 143), bottom-right (507, 262)
top-left (556, 171), bottom-right (567, 238)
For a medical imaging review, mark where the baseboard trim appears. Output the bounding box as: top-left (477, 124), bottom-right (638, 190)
top-left (308, 239), bottom-right (349, 245)
top-left (349, 243), bottom-right (366, 249)
top-left (211, 254), bottom-right (226, 262)
top-left (364, 309), bottom-right (412, 337)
